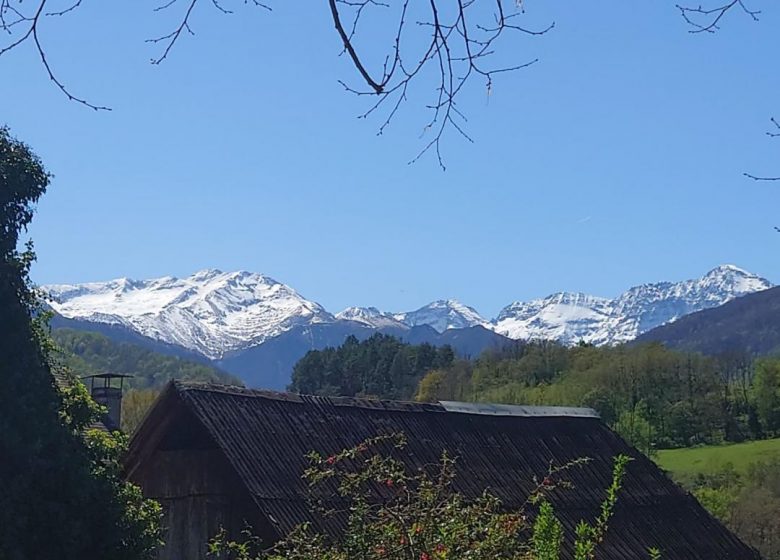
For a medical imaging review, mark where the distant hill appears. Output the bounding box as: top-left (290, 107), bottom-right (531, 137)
top-left (635, 286), bottom-right (780, 355)
top-left (51, 317), bottom-right (509, 390)
top-left (52, 328), bottom-right (241, 389)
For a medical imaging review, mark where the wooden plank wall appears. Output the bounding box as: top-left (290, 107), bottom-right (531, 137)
top-left (136, 449), bottom-right (253, 560)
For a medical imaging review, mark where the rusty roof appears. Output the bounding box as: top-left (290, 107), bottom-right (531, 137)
top-left (127, 381), bottom-right (758, 559)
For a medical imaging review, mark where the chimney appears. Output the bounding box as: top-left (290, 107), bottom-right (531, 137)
top-left (83, 373), bottom-right (132, 431)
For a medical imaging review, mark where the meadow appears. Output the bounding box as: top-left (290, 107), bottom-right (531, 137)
top-left (656, 438), bottom-right (780, 478)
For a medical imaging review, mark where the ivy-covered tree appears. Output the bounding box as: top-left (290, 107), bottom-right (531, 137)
top-left (0, 126), bottom-right (160, 559)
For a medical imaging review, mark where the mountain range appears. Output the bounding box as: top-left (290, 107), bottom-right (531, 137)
top-left (43, 264), bottom-right (772, 388)
top-left (636, 285), bottom-right (780, 355)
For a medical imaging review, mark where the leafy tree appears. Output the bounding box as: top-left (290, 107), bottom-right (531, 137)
top-left (729, 485), bottom-right (780, 559)
top-left (671, 458), bottom-right (780, 559)
top-left (613, 403), bottom-right (656, 457)
top-left (0, 126), bottom-right (161, 559)
top-left (291, 334), bottom-right (455, 400)
top-left (753, 358), bottom-right (780, 434)
top-left (415, 360), bottom-right (473, 402)
top-left (410, 341), bottom-right (776, 450)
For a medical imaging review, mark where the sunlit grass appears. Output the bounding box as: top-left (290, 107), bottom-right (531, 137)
top-left (656, 438), bottom-right (780, 479)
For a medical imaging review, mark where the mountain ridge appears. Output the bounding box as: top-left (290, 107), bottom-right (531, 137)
top-left (491, 264), bottom-right (772, 345)
top-left (635, 285), bottom-right (780, 355)
top-left (44, 264), bottom-right (772, 367)
top-left (46, 269), bottom-right (334, 360)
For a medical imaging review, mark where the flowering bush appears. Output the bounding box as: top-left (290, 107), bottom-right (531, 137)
top-left (210, 433), bottom-right (656, 560)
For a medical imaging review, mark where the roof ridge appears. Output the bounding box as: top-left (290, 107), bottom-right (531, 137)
top-left (173, 381), bottom-right (442, 411)
top-left (172, 381), bottom-right (599, 418)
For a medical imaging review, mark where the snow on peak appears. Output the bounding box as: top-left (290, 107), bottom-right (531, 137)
top-left (43, 264), bottom-right (772, 359)
top-left (190, 268), bottom-right (225, 281)
top-left (44, 270), bottom-right (334, 359)
top-left (698, 264), bottom-right (770, 293)
top-left (394, 299), bottom-right (489, 333)
top-left (708, 264), bottom-right (745, 274)
top-left (493, 265), bottom-right (772, 345)
top-left (336, 307), bottom-right (408, 329)
top-left (493, 292), bottom-right (612, 344)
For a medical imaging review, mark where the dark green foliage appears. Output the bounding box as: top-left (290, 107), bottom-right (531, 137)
top-left (753, 358), bottom-right (780, 435)
top-left (289, 334), bottom-right (455, 400)
top-left (52, 328), bottom-right (242, 388)
top-left (417, 341), bottom-right (777, 450)
top-left (0, 126), bottom-right (160, 560)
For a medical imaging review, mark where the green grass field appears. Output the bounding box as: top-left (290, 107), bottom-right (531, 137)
top-left (655, 438), bottom-right (780, 480)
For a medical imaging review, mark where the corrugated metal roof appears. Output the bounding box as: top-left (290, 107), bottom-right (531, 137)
top-left (439, 401), bottom-right (600, 418)
top-left (131, 382), bottom-right (759, 560)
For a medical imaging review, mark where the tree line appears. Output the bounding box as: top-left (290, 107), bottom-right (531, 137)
top-left (417, 341), bottom-right (780, 453)
top-left (290, 333), bottom-right (455, 401)
top-left (292, 335), bottom-right (780, 453)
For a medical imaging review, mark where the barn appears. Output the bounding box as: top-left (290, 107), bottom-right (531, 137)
top-left (124, 381), bottom-right (758, 559)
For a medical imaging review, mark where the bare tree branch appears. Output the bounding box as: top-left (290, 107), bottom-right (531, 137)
top-left (744, 117), bottom-right (779, 181)
top-left (45, 0), bottom-right (84, 17)
top-left (329, 0), bottom-right (552, 168)
top-left (676, 0), bottom-right (760, 33)
top-left (744, 174), bottom-right (780, 181)
top-left (329, 0), bottom-right (384, 94)
top-left (676, 2), bottom-right (777, 182)
top-left (0, 0), bottom-right (109, 110)
top-left (766, 117), bottom-right (780, 138)
top-left (0, 0), bottom-right (545, 166)
top-left (146, 0), bottom-right (199, 65)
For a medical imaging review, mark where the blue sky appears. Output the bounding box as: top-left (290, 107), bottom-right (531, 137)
top-left (2, 1), bottom-right (778, 318)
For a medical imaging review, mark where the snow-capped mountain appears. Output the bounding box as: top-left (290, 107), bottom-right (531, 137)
top-left (43, 265), bottom-right (773, 367)
top-left (45, 269), bottom-right (333, 359)
top-left (494, 293), bottom-right (614, 346)
top-left (335, 307), bottom-right (408, 330)
top-left (393, 300), bottom-right (490, 333)
top-left (493, 265), bottom-right (773, 345)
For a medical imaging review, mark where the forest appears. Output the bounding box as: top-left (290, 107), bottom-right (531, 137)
top-left (289, 334), bottom-right (456, 400)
